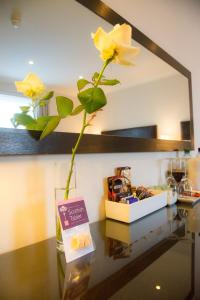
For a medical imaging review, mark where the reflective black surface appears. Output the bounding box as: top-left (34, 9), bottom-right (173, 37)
top-left (0, 203), bottom-right (200, 300)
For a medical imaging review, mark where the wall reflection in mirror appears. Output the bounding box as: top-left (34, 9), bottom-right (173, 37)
top-left (0, 0), bottom-right (191, 141)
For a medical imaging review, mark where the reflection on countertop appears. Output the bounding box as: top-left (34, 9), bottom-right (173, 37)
top-left (1, 203), bottom-right (200, 300)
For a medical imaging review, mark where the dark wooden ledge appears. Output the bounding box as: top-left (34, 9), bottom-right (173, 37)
top-left (0, 128), bottom-right (192, 156)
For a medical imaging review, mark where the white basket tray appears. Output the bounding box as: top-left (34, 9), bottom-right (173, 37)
top-left (105, 191), bottom-right (167, 223)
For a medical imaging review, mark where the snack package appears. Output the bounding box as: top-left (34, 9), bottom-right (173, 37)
top-left (136, 186), bottom-right (153, 200)
top-left (119, 195), bottom-right (138, 204)
top-left (107, 169), bottom-right (155, 204)
top-left (116, 167), bottom-right (131, 187)
top-left (107, 176), bottom-right (132, 201)
top-left (107, 176), bottom-right (119, 200)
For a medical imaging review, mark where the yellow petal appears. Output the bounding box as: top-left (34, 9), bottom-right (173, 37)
top-left (92, 27), bottom-right (116, 61)
top-left (15, 73), bottom-right (45, 99)
top-left (115, 44), bottom-right (140, 65)
top-left (15, 81), bottom-right (31, 93)
top-left (109, 24), bottom-right (132, 46)
top-left (100, 45), bottom-right (116, 61)
top-left (25, 73), bottom-right (45, 91)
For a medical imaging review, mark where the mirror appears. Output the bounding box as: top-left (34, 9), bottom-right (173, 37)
top-left (0, 0), bottom-right (193, 154)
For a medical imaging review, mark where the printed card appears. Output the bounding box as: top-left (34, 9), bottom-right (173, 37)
top-left (57, 197), bottom-right (95, 263)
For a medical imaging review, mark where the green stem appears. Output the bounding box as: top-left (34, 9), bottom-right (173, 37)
top-left (64, 110), bottom-right (87, 199)
top-left (94, 59), bottom-right (111, 87)
top-left (56, 58), bottom-right (112, 243)
top-left (56, 216), bottom-right (62, 244)
top-left (32, 100), bottom-right (39, 119)
top-left (64, 58), bottom-right (112, 200)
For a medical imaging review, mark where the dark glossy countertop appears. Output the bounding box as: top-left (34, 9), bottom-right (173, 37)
top-left (1, 203), bottom-right (200, 300)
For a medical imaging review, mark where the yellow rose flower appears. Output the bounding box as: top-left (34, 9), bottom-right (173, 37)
top-left (15, 73), bottom-right (45, 99)
top-left (92, 24), bottom-right (140, 65)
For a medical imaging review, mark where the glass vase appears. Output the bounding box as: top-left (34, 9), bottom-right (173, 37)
top-left (55, 188), bottom-right (65, 252)
top-left (55, 187), bottom-right (78, 252)
top-left (54, 163), bottom-right (77, 252)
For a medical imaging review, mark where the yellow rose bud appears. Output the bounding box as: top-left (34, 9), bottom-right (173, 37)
top-left (92, 24), bottom-right (140, 65)
top-left (15, 73), bottom-right (45, 100)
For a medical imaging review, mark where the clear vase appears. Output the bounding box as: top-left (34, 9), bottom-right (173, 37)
top-left (55, 187), bottom-right (78, 252)
top-left (54, 163), bottom-right (77, 252)
top-left (55, 188), bottom-right (65, 252)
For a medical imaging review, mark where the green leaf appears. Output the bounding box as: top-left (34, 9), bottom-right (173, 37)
top-left (12, 113), bottom-right (36, 129)
top-left (77, 79), bottom-right (90, 91)
top-left (20, 106), bottom-right (30, 113)
top-left (40, 116), bottom-right (61, 140)
top-left (56, 96), bottom-right (73, 118)
top-left (92, 72), bottom-right (99, 81)
top-left (71, 105), bottom-right (84, 116)
top-left (41, 91), bottom-right (54, 101)
top-left (39, 91), bottom-right (54, 107)
top-left (34, 116), bottom-right (51, 130)
top-left (99, 79), bottom-right (120, 86)
top-left (39, 100), bottom-right (48, 107)
top-left (92, 72), bottom-right (105, 82)
top-left (78, 87), bottom-right (107, 114)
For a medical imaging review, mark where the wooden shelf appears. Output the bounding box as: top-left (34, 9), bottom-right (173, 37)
top-left (0, 128), bottom-right (192, 156)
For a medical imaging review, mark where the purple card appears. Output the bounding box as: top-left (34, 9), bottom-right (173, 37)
top-left (58, 199), bottom-right (89, 230)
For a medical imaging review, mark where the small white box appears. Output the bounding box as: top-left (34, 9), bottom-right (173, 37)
top-left (105, 191), bottom-right (167, 223)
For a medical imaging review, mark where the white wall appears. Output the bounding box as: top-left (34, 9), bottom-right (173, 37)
top-left (1, 0), bottom-right (200, 254)
top-left (104, 0), bottom-right (200, 148)
top-left (100, 74), bottom-right (189, 140)
top-left (53, 74), bottom-right (190, 140)
top-left (0, 153), bottom-right (170, 254)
